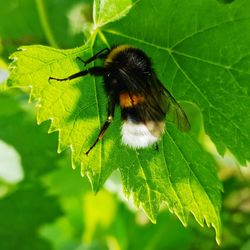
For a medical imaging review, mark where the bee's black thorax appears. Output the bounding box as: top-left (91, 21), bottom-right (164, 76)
top-left (103, 45), bottom-right (152, 101)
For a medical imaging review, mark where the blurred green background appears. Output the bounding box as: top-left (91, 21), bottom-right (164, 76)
top-left (0, 0), bottom-right (250, 249)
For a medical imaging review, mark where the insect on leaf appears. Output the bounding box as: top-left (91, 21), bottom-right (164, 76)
top-left (7, 0), bottom-right (250, 244)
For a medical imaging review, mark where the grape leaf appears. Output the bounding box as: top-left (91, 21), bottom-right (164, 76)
top-left (10, 0), bottom-right (250, 243)
top-left (102, 0), bottom-right (250, 165)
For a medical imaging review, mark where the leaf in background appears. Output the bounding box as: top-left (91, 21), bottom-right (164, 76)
top-left (0, 0), bottom-right (44, 40)
top-left (10, 0), bottom-right (250, 243)
top-left (0, 92), bottom-right (62, 250)
top-left (0, 0), bottom-right (93, 58)
top-left (0, 185), bottom-right (61, 250)
top-left (0, 0), bottom-right (45, 59)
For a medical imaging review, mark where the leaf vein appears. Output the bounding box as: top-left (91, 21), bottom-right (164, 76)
top-left (169, 52), bottom-right (247, 139)
top-left (104, 29), bottom-right (250, 75)
top-left (161, 139), bottom-right (185, 213)
top-left (171, 17), bottom-right (250, 49)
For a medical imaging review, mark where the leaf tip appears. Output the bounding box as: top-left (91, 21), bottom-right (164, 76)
top-left (36, 119), bottom-right (42, 126)
top-left (86, 173), bottom-right (100, 194)
top-left (17, 46), bottom-right (28, 52)
top-left (57, 142), bottom-right (67, 154)
top-left (216, 236), bottom-right (221, 246)
top-left (48, 119), bottom-right (58, 134)
top-left (150, 217), bottom-right (157, 224)
top-left (212, 221), bottom-right (222, 246)
top-left (71, 150), bottom-right (81, 170)
top-left (141, 204), bottom-right (158, 224)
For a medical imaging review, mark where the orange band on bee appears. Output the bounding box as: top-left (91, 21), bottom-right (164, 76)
top-left (119, 92), bottom-right (145, 108)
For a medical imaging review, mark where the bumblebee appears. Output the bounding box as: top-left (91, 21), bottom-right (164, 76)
top-left (49, 45), bottom-right (190, 155)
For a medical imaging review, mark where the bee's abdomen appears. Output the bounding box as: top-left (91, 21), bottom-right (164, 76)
top-left (121, 120), bottom-right (165, 148)
top-left (121, 121), bottom-right (158, 148)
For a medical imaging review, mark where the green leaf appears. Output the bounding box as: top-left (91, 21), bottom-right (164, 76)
top-left (12, 0), bottom-right (250, 243)
top-left (103, 0), bottom-right (250, 165)
top-left (0, 0), bottom-right (92, 58)
top-left (0, 185), bottom-right (61, 250)
top-left (0, 91), bottom-right (62, 250)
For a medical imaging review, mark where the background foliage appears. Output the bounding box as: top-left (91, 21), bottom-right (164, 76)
top-left (0, 0), bottom-right (250, 249)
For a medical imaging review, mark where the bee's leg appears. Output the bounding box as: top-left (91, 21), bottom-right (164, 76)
top-left (155, 143), bottom-right (159, 151)
top-left (77, 48), bottom-right (110, 66)
top-left (85, 97), bottom-right (115, 155)
top-left (49, 66), bottom-right (105, 82)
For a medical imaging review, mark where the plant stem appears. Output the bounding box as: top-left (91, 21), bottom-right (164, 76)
top-left (35, 0), bottom-right (58, 48)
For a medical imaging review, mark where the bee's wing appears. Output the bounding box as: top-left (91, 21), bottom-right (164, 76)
top-left (162, 85), bottom-right (191, 132)
top-left (120, 68), bottom-right (191, 132)
top-left (144, 72), bottom-right (191, 132)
